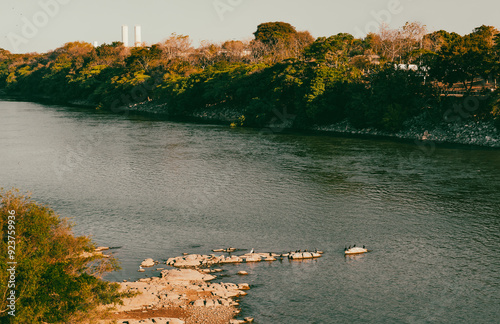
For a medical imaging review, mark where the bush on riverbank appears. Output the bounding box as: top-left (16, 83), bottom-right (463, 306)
top-left (0, 189), bottom-right (126, 323)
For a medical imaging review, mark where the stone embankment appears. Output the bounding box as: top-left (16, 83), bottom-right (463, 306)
top-left (314, 115), bottom-right (499, 148)
top-left (70, 99), bottom-right (500, 148)
top-left (100, 248), bottom-right (322, 324)
top-left (131, 101), bottom-right (500, 148)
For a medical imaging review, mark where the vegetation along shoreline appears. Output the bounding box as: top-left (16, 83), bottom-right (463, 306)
top-left (2, 21), bottom-right (499, 148)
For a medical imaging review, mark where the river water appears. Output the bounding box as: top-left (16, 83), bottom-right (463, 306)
top-left (1, 100), bottom-right (499, 323)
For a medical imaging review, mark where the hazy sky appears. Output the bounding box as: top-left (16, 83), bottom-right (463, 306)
top-left (1, 0), bottom-right (499, 54)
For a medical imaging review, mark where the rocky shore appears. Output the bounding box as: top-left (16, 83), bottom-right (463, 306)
top-left (98, 248), bottom-right (322, 324)
top-left (100, 268), bottom-right (244, 324)
top-left (313, 115), bottom-right (500, 148)
top-left (15, 95), bottom-right (500, 148)
top-left (115, 100), bottom-right (500, 149)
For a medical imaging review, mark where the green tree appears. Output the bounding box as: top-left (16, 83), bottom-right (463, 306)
top-left (251, 22), bottom-right (313, 63)
top-left (0, 189), bottom-right (127, 323)
top-left (423, 30), bottom-right (461, 53)
top-left (253, 22), bottom-right (297, 45)
top-left (346, 65), bottom-right (436, 131)
top-left (431, 26), bottom-right (499, 91)
top-left (304, 33), bottom-right (356, 67)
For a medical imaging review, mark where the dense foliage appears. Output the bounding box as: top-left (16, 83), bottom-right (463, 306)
top-left (0, 189), bottom-right (127, 323)
top-left (1, 22), bottom-right (499, 132)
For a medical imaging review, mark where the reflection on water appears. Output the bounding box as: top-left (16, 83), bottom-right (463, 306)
top-left (344, 254), bottom-right (366, 262)
top-left (1, 100), bottom-right (499, 323)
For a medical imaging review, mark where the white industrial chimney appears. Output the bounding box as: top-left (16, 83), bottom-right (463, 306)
top-left (122, 25), bottom-right (129, 47)
top-left (134, 25), bottom-right (141, 47)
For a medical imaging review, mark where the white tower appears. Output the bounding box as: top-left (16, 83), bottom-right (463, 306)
top-left (134, 25), bottom-right (141, 47)
top-left (121, 25), bottom-right (129, 47)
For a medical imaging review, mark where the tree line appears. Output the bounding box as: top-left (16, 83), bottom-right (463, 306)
top-left (1, 21), bottom-right (499, 131)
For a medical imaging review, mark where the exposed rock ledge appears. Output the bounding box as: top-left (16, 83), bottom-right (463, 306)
top-left (99, 268), bottom-right (247, 324)
top-left (99, 248), bottom-right (321, 324)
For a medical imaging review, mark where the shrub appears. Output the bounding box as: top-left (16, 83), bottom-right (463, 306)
top-left (0, 189), bottom-right (126, 323)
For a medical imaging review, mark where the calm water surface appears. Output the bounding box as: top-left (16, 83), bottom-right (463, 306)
top-left (1, 100), bottom-right (499, 323)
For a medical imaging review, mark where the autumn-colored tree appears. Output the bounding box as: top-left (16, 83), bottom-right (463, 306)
top-left (195, 41), bottom-right (223, 67)
top-left (95, 42), bottom-right (128, 66)
top-left (247, 39), bottom-right (269, 63)
top-left (399, 22), bottom-right (427, 63)
top-left (422, 30), bottom-right (461, 53)
top-left (221, 40), bottom-right (248, 63)
top-left (377, 23), bottom-right (403, 62)
top-left (0, 48), bottom-right (10, 60)
top-left (288, 31), bottom-right (315, 58)
top-left (376, 22), bottom-right (426, 63)
top-left (158, 33), bottom-right (192, 60)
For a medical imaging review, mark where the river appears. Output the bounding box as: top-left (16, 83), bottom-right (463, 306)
top-left (1, 100), bottom-right (499, 323)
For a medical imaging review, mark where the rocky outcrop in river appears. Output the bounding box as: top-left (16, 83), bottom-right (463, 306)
top-left (99, 248), bottom-right (322, 324)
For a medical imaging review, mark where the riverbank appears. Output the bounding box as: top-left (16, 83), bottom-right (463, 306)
top-left (2, 95), bottom-right (499, 148)
top-left (313, 116), bottom-right (500, 148)
top-left (109, 99), bottom-right (500, 149)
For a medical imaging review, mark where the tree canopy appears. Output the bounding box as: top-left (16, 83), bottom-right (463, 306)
top-left (253, 22), bottom-right (298, 45)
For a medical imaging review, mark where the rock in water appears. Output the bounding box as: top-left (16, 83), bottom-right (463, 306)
top-left (238, 283), bottom-right (250, 290)
top-left (141, 258), bottom-right (155, 267)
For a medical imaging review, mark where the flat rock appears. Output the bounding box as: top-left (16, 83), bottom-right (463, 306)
top-left (141, 258), bottom-right (155, 267)
top-left (192, 299), bottom-right (205, 307)
top-left (205, 299), bottom-right (217, 307)
top-left (238, 283), bottom-right (250, 290)
top-left (288, 252), bottom-right (321, 259)
top-left (229, 320), bottom-right (246, 324)
top-left (161, 268), bottom-right (216, 282)
top-left (243, 255), bottom-right (261, 262)
top-left (221, 256), bottom-right (243, 263)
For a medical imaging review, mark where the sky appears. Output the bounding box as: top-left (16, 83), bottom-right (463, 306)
top-left (1, 0), bottom-right (499, 54)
